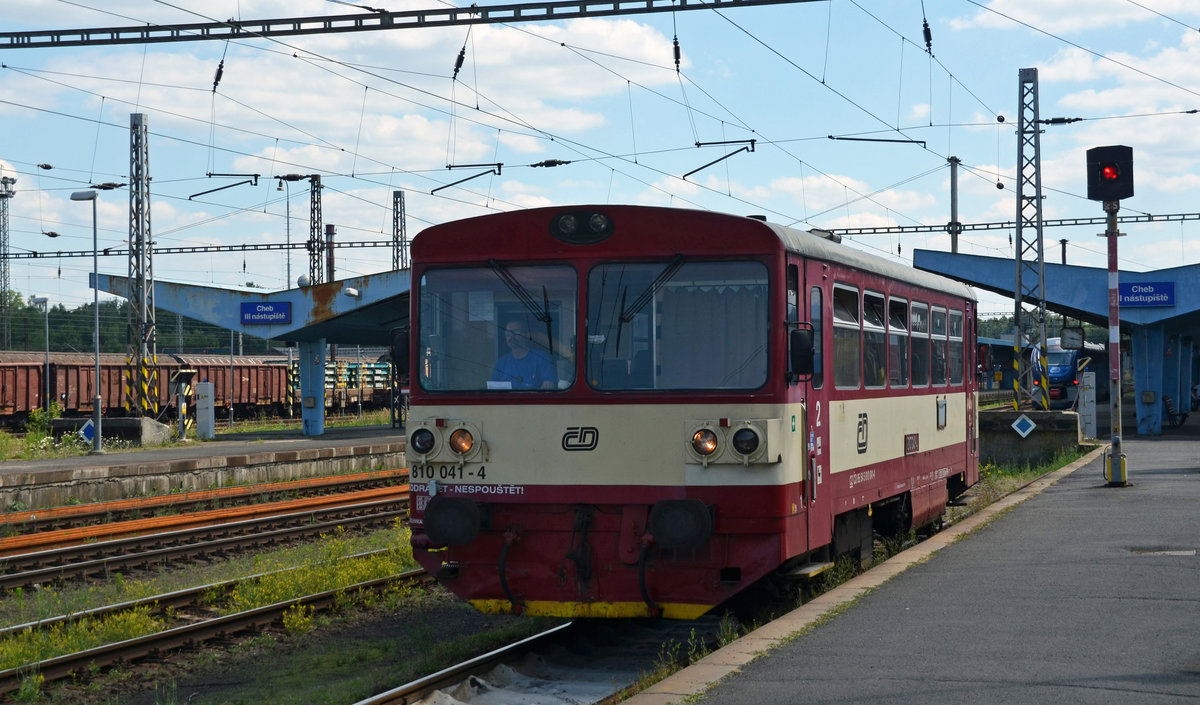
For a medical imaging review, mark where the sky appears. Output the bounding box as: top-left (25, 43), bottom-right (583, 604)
top-left (3, 0), bottom-right (1200, 321)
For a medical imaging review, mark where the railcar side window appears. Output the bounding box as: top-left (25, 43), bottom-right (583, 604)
top-left (888, 298), bottom-right (910, 387)
top-left (863, 292), bottom-right (886, 388)
top-left (810, 286), bottom-right (824, 389)
top-left (949, 309), bottom-right (964, 385)
top-left (932, 306), bottom-right (948, 386)
top-left (586, 260), bottom-right (768, 390)
top-left (416, 265), bottom-right (577, 392)
top-left (787, 265), bottom-right (799, 322)
top-left (832, 284), bottom-right (860, 389)
top-left (911, 302), bottom-right (930, 387)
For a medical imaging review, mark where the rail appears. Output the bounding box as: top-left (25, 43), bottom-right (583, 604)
top-left (0, 497), bottom-right (408, 590)
top-left (0, 568), bottom-right (432, 696)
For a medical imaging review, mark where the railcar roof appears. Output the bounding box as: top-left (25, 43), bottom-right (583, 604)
top-left (765, 221), bottom-right (976, 301)
top-left (413, 204), bottom-right (975, 302)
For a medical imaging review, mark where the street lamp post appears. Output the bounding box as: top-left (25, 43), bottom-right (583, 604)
top-left (70, 189), bottom-right (104, 455)
top-left (277, 178), bottom-right (291, 286)
top-left (30, 296), bottom-right (49, 412)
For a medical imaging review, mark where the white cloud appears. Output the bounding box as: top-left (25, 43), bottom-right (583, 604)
top-left (948, 0), bottom-right (1188, 34)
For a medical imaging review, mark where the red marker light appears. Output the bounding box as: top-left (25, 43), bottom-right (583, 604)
top-left (1100, 164), bottom-right (1120, 181)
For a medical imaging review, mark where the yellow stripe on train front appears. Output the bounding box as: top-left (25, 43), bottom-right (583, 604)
top-left (470, 599), bottom-right (713, 620)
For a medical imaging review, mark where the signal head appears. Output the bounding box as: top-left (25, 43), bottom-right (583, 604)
top-left (1086, 145), bottom-right (1134, 202)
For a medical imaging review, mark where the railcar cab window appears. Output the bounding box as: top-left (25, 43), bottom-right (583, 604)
top-left (586, 260), bottom-right (768, 390)
top-left (910, 302), bottom-right (930, 387)
top-left (416, 265), bottom-right (577, 392)
top-left (832, 284), bottom-right (860, 389)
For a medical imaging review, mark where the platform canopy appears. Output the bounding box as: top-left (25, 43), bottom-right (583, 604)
top-left (95, 269), bottom-right (409, 345)
top-left (912, 250), bottom-right (1200, 339)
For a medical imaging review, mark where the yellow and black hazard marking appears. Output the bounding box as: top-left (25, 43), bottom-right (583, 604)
top-left (124, 355), bottom-right (161, 417)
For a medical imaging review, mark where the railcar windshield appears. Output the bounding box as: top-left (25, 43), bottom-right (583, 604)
top-left (417, 265), bottom-right (577, 392)
top-left (1045, 352), bottom-right (1075, 367)
top-left (586, 260), bottom-right (769, 390)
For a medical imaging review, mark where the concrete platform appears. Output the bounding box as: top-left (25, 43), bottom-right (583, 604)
top-left (628, 430), bottom-right (1200, 705)
top-left (0, 424), bottom-right (408, 510)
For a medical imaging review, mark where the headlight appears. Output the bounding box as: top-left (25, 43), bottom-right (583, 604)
top-left (691, 429), bottom-right (719, 456)
top-left (554, 213), bottom-right (578, 236)
top-left (588, 212), bottom-right (610, 234)
top-left (449, 428), bottom-right (474, 454)
top-left (731, 427), bottom-right (760, 455)
top-left (410, 428), bottom-right (436, 454)
top-left (551, 209), bottom-right (614, 244)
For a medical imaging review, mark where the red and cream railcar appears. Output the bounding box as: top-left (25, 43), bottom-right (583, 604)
top-left (403, 205), bottom-right (978, 619)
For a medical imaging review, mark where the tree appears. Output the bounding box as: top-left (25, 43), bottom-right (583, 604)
top-left (2, 293), bottom-right (277, 355)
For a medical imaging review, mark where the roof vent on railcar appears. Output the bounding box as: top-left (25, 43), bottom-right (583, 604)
top-left (808, 228), bottom-right (842, 244)
top-left (747, 214), bottom-right (767, 221)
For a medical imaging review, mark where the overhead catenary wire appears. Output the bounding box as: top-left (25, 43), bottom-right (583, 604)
top-left (126, 0), bottom-right (947, 226)
top-left (11, 0), bottom-right (1200, 284)
top-left (16, 0), bottom-right (936, 230)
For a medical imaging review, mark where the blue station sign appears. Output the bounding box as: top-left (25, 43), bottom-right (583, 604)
top-left (241, 301), bottom-right (292, 325)
top-left (1118, 282), bottom-right (1174, 308)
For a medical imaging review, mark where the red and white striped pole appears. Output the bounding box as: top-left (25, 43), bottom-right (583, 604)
top-left (1104, 199), bottom-right (1127, 486)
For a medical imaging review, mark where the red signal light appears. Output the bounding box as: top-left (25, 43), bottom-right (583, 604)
top-left (1087, 145), bottom-right (1133, 200)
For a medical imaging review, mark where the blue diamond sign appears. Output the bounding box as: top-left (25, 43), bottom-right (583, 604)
top-left (78, 419), bottom-right (95, 443)
top-left (1011, 414), bottom-right (1036, 438)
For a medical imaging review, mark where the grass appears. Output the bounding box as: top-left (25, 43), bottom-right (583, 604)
top-left (212, 524), bottom-right (418, 618)
top-left (0, 522), bottom-right (415, 629)
top-left (0, 407), bottom-right (397, 463)
top-left (0, 606), bottom-right (167, 671)
top-left (0, 521), bottom-right (422, 703)
top-left (215, 409), bottom-right (393, 436)
top-left (946, 446), bottom-right (1087, 525)
top-left (169, 604), bottom-right (552, 705)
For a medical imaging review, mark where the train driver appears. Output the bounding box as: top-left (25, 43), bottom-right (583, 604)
top-left (491, 320), bottom-right (556, 390)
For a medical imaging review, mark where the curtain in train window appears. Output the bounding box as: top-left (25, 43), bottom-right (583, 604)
top-left (949, 309), bottom-right (964, 385)
top-left (589, 260), bottom-right (768, 390)
top-left (931, 306), bottom-right (948, 385)
top-left (863, 291), bottom-right (886, 388)
top-left (888, 297), bottom-right (910, 387)
top-left (910, 302), bottom-right (930, 386)
top-left (832, 284), bottom-right (860, 388)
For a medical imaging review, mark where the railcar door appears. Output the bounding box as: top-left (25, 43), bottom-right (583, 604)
top-left (803, 260), bottom-right (833, 551)
top-left (966, 300), bottom-right (978, 466)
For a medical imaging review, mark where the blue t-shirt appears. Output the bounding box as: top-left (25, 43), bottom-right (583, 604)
top-left (491, 351), bottom-right (556, 389)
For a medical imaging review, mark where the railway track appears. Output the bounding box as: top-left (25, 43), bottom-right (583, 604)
top-left (0, 484), bottom-right (409, 556)
top-left (354, 617), bottom-right (728, 705)
top-left (347, 481), bottom-right (1038, 704)
top-left (0, 564), bottom-right (432, 697)
top-left (0, 491), bottom-right (409, 590)
top-left (0, 468), bottom-right (408, 534)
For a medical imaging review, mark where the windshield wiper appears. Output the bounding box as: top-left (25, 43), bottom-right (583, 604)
top-left (488, 259), bottom-right (555, 356)
top-left (620, 255), bottom-right (685, 323)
